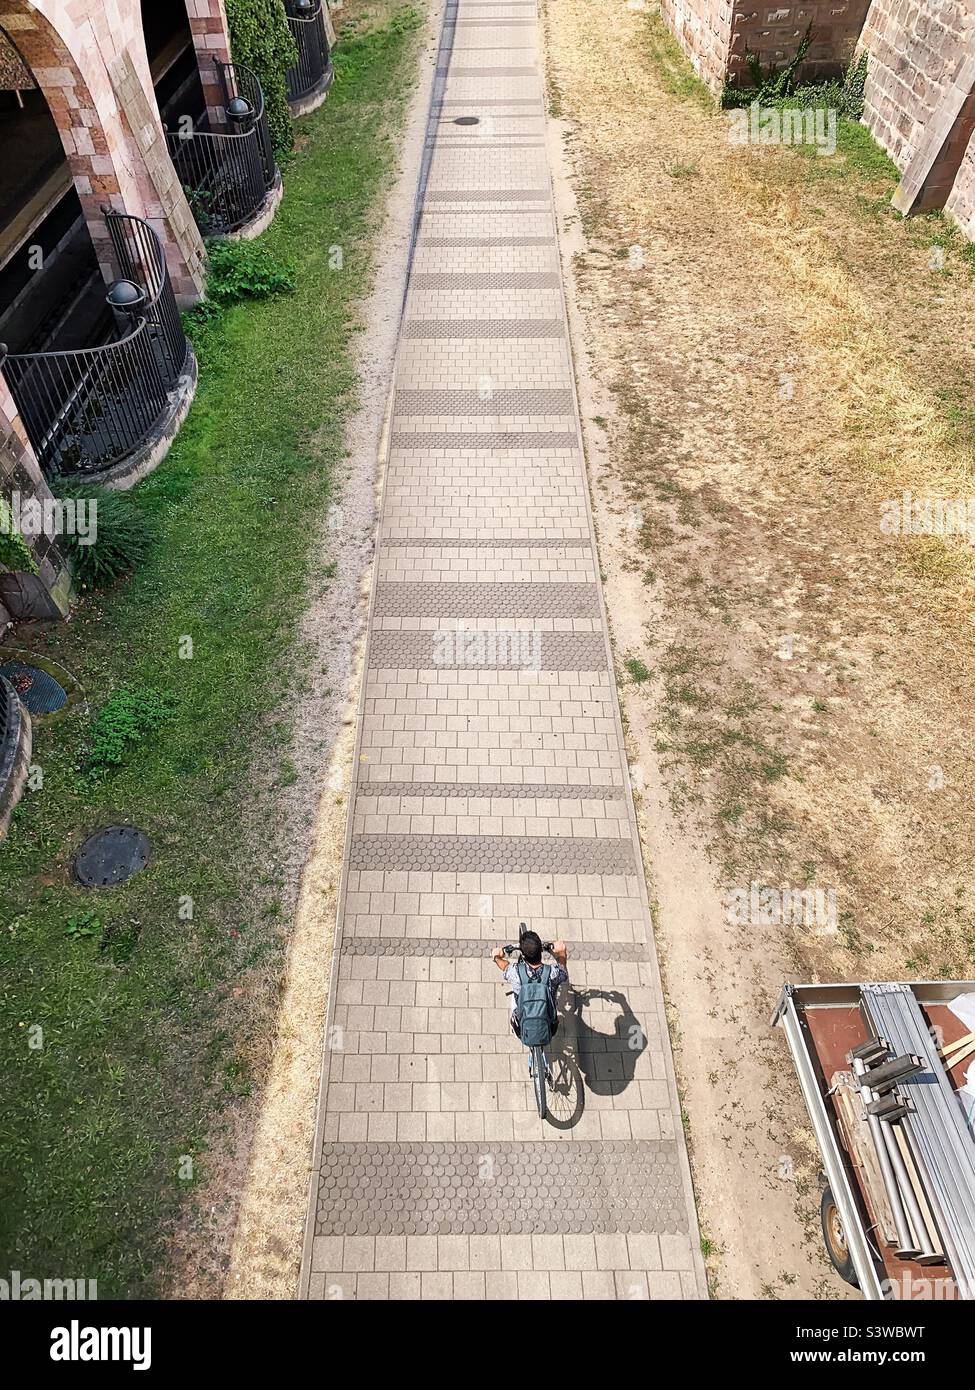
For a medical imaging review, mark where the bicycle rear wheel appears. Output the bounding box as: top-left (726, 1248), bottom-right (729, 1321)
top-left (530, 1045), bottom-right (547, 1119)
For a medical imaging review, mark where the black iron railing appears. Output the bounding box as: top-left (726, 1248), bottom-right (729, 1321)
top-left (0, 210), bottom-right (190, 480)
top-left (0, 675), bottom-right (15, 754)
top-left (167, 60), bottom-right (276, 237)
top-left (285, 1), bottom-right (333, 104)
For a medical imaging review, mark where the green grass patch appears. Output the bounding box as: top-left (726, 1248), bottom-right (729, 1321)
top-left (624, 656), bottom-right (652, 684)
top-left (643, 13), bottom-right (714, 111)
top-left (0, 10), bottom-right (421, 1297)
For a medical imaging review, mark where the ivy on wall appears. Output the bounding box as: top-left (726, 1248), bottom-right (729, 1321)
top-left (224, 0), bottom-right (298, 157)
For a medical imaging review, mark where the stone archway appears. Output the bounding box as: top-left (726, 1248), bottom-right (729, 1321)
top-left (0, 3), bottom-right (137, 285)
top-left (0, 1), bottom-right (206, 304)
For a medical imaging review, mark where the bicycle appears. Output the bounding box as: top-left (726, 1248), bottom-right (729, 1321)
top-left (501, 923), bottom-right (559, 1120)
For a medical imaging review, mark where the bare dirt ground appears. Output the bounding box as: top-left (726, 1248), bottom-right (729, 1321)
top-left (162, 0), bottom-right (440, 1299)
top-left (543, 0), bottom-right (975, 1297)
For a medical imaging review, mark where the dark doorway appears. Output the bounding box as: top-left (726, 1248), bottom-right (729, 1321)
top-left (0, 29), bottom-right (107, 356)
top-left (140, 0), bottom-right (206, 130)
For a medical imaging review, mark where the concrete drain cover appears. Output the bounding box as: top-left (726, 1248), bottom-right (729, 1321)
top-left (0, 660), bottom-right (67, 715)
top-left (75, 827), bottom-right (150, 888)
top-left (453, 115), bottom-right (479, 125)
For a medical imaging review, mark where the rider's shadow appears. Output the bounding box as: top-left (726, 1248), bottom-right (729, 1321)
top-left (545, 986), bottom-right (648, 1129)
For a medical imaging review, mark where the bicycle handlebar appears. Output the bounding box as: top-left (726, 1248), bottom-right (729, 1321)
top-left (503, 942), bottom-right (555, 955)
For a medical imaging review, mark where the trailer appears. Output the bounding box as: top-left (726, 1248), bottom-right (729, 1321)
top-left (773, 980), bottom-right (975, 1300)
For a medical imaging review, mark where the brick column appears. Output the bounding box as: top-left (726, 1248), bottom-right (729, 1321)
top-left (186, 0), bottom-right (234, 121)
top-left (0, 385), bottom-right (72, 620)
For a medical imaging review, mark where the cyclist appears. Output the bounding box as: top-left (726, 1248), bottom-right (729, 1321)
top-left (492, 932), bottom-right (569, 1038)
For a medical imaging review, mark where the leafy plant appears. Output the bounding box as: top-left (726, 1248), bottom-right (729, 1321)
top-left (625, 656), bottom-right (651, 683)
top-left (52, 483), bottom-right (157, 589)
top-left (64, 910), bottom-right (102, 940)
top-left (87, 687), bottom-right (176, 775)
top-left (841, 51), bottom-right (868, 120)
top-left (224, 0), bottom-right (298, 157)
top-left (205, 238), bottom-right (296, 307)
top-left (723, 24), bottom-right (814, 106)
top-left (0, 495), bottom-right (37, 574)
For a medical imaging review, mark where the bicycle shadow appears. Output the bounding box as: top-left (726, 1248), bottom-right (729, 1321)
top-left (544, 985), bottom-right (648, 1130)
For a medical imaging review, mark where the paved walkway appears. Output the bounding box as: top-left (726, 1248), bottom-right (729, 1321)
top-left (299, 0), bottom-right (705, 1301)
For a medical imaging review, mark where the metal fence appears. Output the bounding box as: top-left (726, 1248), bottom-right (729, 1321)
top-left (285, 1), bottom-right (333, 104)
top-left (168, 59), bottom-right (276, 237)
top-left (0, 211), bottom-right (190, 481)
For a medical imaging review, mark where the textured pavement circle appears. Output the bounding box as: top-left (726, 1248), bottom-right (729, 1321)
top-left (300, 0), bottom-right (705, 1302)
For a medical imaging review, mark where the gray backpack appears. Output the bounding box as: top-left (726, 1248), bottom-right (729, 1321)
top-left (517, 962), bottom-right (556, 1045)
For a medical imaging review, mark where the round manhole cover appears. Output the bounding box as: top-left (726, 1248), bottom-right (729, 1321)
top-left (453, 115), bottom-right (480, 125)
top-left (0, 660), bottom-right (67, 715)
top-left (75, 826), bottom-right (151, 888)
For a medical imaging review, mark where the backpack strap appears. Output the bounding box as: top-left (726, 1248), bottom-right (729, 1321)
top-left (517, 961), bottom-right (530, 987)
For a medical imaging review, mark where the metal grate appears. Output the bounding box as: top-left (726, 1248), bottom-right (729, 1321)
top-left (0, 661), bottom-right (67, 715)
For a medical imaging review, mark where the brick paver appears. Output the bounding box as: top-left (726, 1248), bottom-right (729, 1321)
top-left (299, 0), bottom-right (705, 1301)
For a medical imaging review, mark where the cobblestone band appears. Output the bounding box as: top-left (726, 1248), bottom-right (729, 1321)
top-left (349, 833), bottom-right (635, 875)
top-left (373, 583), bottom-right (600, 618)
top-left (367, 631), bottom-right (608, 669)
top-left (314, 1141), bottom-right (688, 1238)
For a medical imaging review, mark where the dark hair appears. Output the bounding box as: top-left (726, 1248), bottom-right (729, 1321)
top-left (520, 931), bottom-right (543, 965)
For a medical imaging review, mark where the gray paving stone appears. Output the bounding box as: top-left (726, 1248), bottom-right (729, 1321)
top-left (314, 1141), bottom-right (688, 1238)
top-left (339, 938), bottom-right (647, 962)
top-left (348, 833), bottom-right (635, 875)
top-left (367, 631), bottom-right (608, 670)
top-left (301, 0), bottom-right (704, 1303)
top-left (403, 319), bottom-right (564, 339)
top-left (373, 582), bottom-right (599, 618)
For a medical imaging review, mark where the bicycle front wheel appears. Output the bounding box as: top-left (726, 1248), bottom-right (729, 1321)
top-left (531, 1045), bottom-right (547, 1119)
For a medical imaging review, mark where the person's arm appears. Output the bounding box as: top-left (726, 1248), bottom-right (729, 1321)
top-left (493, 945), bottom-right (509, 973)
top-left (551, 939), bottom-right (568, 971)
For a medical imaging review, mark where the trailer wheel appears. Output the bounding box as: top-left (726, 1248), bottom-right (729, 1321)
top-left (820, 1185), bottom-right (859, 1288)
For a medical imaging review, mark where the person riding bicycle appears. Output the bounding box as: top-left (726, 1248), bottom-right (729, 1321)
top-left (493, 932), bottom-right (568, 1038)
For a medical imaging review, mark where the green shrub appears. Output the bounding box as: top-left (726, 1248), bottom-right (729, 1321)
top-left (225, 0), bottom-right (298, 157)
top-left (205, 238), bottom-right (296, 306)
top-left (0, 495), bottom-right (37, 574)
top-left (87, 687), bottom-right (176, 775)
top-left (52, 483), bottom-right (157, 589)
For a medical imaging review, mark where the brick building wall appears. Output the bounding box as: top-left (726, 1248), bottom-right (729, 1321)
top-left (860, 0), bottom-right (973, 164)
top-left (658, 0), bottom-right (733, 93)
top-left (859, 0), bottom-right (975, 225)
top-left (729, 1), bottom-right (872, 86)
top-left (0, 0), bottom-right (236, 613)
top-left (946, 124), bottom-right (975, 233)
top-left (0, 0), bottom-right (225, 301)
top-left (660, 0), bottom-right (872, 95)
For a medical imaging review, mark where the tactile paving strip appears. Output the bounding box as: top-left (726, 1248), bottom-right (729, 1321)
top-left (348, 834), bottom-right (635, 875)
top-left (356, 780), bottom-right (625, 800)
top-left (390, 430), bottom-right (578, 451)
top-left (367, 631), bottom-right (608, 669)
top-left (379, 537), bottom-right (593, 547)
top-left (419, 237), bottom-right (557, 246)
top-left (395, 388), bottom-right (572, 415)
top-left (339, 937), bottom-right (646, 960)
top-left (423, 189), bottom-right (549, 200)
top-left (373, 582), bottom-right (599, 618)
top-left (403, 319), bottom-right (564, 339)
top-left (314, 1141), bottom-right (688, 1237)
top-left (408, 273), bottom-right (559, 290)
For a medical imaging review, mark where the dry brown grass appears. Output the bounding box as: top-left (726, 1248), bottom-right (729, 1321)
top-left (544, 0), bottom-right (975, 1297)
top-left (545, 0), bottom-right (975, 984)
